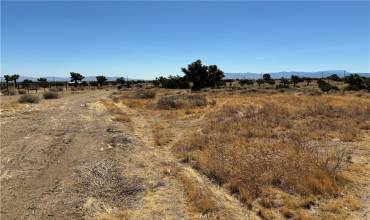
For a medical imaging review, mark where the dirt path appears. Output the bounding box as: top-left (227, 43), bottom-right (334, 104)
top-left (119, 101), bottom-right (257, 220)
top-left (350, 135), bottom-right (370, 219)
top-left (0, 91), bottom-right (193, 220)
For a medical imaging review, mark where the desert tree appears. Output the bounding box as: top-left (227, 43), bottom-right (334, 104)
top-left (70, 72), bottom-right (85, 87)
top-left (22, 79), bottom-right (34, 93)
top-left (116, 77), bottom-right (126, 85)
top-left (11, 74), bottom-right (20, 89)
top-left (96, 75), bottom-right (107, 88)
top-left (344, 74), bottom-right (367, 91)
top-left (304, 77), bottom-right (312, 86)
top-left (207, 65), bottom-right (225, 88)
top-left (279, 77), bottom-right (290, 88)
top-left (3, 75), bottom-right (12, 93)
top-left (291, 75), bottom-right (301, 87)
top-left (327, 74), bottom-right (341, 82)
top-left (181, 59), bottom-right (224, 91)
top-left (37, 78), bottom-right (49, 91)
top-left (262, 73), bottom-right (271, 82)
top-left (256, 79), bottom-right (264, 87)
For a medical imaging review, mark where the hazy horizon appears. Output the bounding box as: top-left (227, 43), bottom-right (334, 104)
top-left (1, 1), bottom-right (369, 79)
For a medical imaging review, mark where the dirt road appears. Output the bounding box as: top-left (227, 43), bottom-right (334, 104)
top-left (0, 91), bottom-right (194, 219)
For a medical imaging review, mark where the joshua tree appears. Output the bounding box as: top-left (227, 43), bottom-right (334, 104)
top-left (182, 59), bottom-right (224, 91)
top-left (116, 77), bottom-right (126, 85)
top-left (22, 79), bottom-right (33, 93)
top-left (280, 77), bottom-right (289, 87)
top-left (262, 73), bottom-right (271, 82)
top-left (3, 75), bottom-right (11, 94)
top-left (291, 75), bottom-right (301, 87)
top-left (11, 74), bottom-right (20, 89)
top-left (257, 79), bottom-right (263, 87)
top-left (96, 75), bottom-right (107, 88)
top-left (37, 78), bottom-right (48, 91)
top-left (70, 72), bottom-right (85, 87)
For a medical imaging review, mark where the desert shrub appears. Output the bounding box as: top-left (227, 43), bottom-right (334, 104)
top-left (317, 80), bottom-right (339, 92)
top-left (157, 94), bottom-right (207, 109)
top-left (156, 75), bottom-right (190, 89)
top-left (239, 79), bottom-right (254, 86)
top-left (18, 89), bottom-right (27, 94)
top-left (174, 102), bottom-right (351, 202)
top-left (135, 89), bottom-right (156, 99)
top-left (18, 94), bottom-right (40, 103)
top-left (276, 84), bottom-right (289, 89)
top-left (1, 89), bottom-right (16, 95)
top-left (49, 87), bottom-right (63, 92)
top-left (43, 91), bottom-right (59, 99)
top-left (344, 74), bottom-right (369, 91)
top-left (327, 74), bottom-right (342, 81)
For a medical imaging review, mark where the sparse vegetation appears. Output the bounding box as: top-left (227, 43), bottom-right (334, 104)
top-left (317, 79), bottom-right (339, 92)
top-left (135, 89), bottom-right (156, 99)
top-left (157, 94), bottom-right (207, 109)
top-left (173, 92), bottom-right (369, 218)
top-left (345, 74), bottom-right (369, 91)
top-left (43, 91), bottom-right (59, 99)
top-left (18, 94), bottom-right (40, 103)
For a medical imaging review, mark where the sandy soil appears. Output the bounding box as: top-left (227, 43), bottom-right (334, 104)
top-left (1, 90), bottom-right (369, 220)
top-left (0, 91), bottom-right (192, 219)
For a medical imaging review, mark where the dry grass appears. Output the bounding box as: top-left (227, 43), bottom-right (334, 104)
top-left (176, 170), bottom-right (218, 215)
top-left (150, 122), bottom-right (172, 146)
top-left (173, 92), bottom-right (369, 219)
top-left (157, 94), bottom-right (207, 109)
top-left (18, 94), bottom-right (40, 103)
top-left (135, 89), bottom-right (156, 99)
top-left (43, 91), bottom-right (59, 99)
top-left (101, 99), bottom-right (131, 123)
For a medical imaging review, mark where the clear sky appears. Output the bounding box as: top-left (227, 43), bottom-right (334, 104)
top-left (1, 1), bottom-right (369, 79)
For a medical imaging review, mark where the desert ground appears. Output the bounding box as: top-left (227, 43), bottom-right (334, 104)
top-left (1, 87), bottom-right (369, 220)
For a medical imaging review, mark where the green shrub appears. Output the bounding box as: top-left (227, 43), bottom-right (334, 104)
top-left (18, 94), bottom-right (40, 103)
top-left (239, 79), bottom-right (254, 86)
top-left (344, 74), bottom-right (369, 91)
top-left (317, 80), bottom-right (339, 92)
top-left (43, 91), bottom-right (59, 99)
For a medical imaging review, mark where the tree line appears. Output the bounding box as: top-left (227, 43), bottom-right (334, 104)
top-left (2, 60), bottom-right (370, 95)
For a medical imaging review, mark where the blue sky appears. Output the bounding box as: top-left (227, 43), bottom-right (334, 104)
top-left (1, 1), bottom-right (369, 79)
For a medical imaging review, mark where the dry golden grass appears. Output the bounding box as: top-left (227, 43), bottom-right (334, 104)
top-left (109, 88), bottom-right (369, 219)
top-left (150, 121), bottom-right (172, 146)
top-left (101, 99), bottom-right (131, 123)
top-left (173, 91), bottom-right (369, 219)
top-left (157, 94), bottom-right (208, 110)
top-left (176, 169), bottom-right (218, 215)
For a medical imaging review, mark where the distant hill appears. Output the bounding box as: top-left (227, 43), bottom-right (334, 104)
top-left (225, 71), bottom-right (370, 79)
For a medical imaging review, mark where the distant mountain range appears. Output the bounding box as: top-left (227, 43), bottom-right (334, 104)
top-left (224, 71), bottom-right (370, 79)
